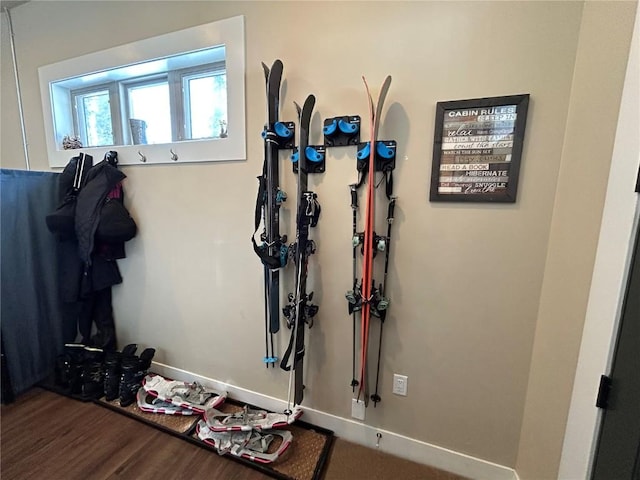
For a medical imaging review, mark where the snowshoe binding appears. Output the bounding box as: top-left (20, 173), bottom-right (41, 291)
top-left (203, 404), bottom-right (302, 432)
top-left (136, 389), bottom-right (196, 415)
top-left (142, 374), bottom-right (226, 414)
top-left (196, 420), bottom-right (292, 464)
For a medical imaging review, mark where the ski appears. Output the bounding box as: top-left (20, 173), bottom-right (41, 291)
top-left (357, 76), bottom-right (392, 405)
top-left (281, 94), bottom-right (320, 410)
top-left (252, 60), bottom-right (292, 367)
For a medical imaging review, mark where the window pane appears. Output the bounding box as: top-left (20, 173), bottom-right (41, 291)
top-left (82, 91), bottom-right (113, 147)
top-left (187, 73), bottom-right (227, 139)
top-left (128, 83), bottom-right (171, 144)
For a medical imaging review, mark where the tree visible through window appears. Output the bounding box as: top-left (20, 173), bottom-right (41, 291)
top-left (80, 91), bottom-right (113, 147)
top-left (186, 73), bottom-right (227, 139)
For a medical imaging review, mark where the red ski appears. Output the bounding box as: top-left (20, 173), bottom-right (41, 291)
top-left (358, 75), bottom-right (392, 403)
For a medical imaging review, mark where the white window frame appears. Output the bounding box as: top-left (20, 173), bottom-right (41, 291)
top-left (38, 16), bottom-right (245, 167)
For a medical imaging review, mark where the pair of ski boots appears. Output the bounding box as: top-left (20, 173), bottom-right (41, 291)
top-left (54, 343), bottom-right (155, 404)
top-left (104, 344), bottom-right (156, 407)
top-left (55, 343), bottom-right (108, 400)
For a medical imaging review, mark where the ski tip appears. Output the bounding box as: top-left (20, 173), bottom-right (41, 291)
top-left (304, 94), bottom-right (316, 110)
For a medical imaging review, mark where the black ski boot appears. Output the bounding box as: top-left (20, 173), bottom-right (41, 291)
top-left (55, 344), bottom-right (86, 394)
top-left (103, 343), bottom-right (138, 401)
top-left (80, 347), bottom-right (105, 400)
top-left (118, 348), bottom-right (155, 407)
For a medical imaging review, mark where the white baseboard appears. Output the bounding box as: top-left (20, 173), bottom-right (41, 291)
top-left (151, 362), bottom-right (518, 480)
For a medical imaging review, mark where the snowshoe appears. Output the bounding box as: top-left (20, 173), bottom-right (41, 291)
top-left (142, 374), bottom-right (226, 414)
top-left (136, 389), bottom-right (196, 415)
top-left (203, 404), bottom-right (302, 432)
top-left (196, 420), bottom-right (292, 464)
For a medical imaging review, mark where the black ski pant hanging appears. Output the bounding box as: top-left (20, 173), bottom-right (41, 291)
top-left (78, 287), bottom-right (117, 351)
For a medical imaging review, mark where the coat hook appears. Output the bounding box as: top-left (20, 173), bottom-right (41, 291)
top-left (138, 151), bottom-right (146, 163)
top-left (170, 149), bottom-right (178, 161)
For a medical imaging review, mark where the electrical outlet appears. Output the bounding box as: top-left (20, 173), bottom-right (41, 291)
top-left (351, 398), bottom-right (365, 420)
top-left (392, 374), bottom-right (408, 396)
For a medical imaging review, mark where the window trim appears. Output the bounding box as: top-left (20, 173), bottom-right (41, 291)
top-left (38, 16), bottom-right (245, 167)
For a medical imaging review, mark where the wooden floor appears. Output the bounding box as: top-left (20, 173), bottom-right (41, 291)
top-left (1, 389), bottom-right (465, 480)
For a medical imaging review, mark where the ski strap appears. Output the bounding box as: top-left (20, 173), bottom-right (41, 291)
top-left (355, 168), bottom-right (394, 200)
top-left (252, 169), bottom-right (287, 270)
top-left (279, 326), bottom-right (300, 371)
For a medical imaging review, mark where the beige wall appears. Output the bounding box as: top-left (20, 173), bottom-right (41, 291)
top-left (0, 1), bottom-right (635, 475)
top-left (516, 2), bottom-right (638, 478)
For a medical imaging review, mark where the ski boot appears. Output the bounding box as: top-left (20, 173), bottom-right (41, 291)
top-left (54, 343), bottom-right (86, 395)
top-left (118, 348), bottom-right (155, 407)
top-left (80, 347), bottom-right (105, 400)
top-left (103, 343), bottom-right (138, 401)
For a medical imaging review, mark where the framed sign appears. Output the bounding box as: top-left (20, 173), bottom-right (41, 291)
top-left (429, 94), bottom-right (529, 203)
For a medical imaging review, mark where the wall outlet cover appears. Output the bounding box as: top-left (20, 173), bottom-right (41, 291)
top-left (393, 374), bottom-right (408, 396)
top-left (351, 398), bottom-right (366, 420)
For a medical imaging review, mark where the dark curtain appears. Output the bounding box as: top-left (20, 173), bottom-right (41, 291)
top-left (1, 169), bottom-right (72, 395)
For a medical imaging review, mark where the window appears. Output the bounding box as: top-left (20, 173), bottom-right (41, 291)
top-left (182, 67), bottom-right (227, 140)
top-left (126, 78), bottom-right (171, 144)
top-left (66, 62), bottom-right (228, 148)
top-left (72, 86), bottom-right (117, 147)
top-left (39, 16), bottom-right (245, 167)
top-left (64, 59), bottom-right (226, 148)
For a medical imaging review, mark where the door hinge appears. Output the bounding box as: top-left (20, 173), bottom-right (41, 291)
top-left (596, 374), bottom-right (612, 409)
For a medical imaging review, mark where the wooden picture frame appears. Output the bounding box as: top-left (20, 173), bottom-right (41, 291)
top-left (429, 94), bottom-right (529, 203)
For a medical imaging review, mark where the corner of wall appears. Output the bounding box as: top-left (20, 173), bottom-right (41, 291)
top-left (515, 2), bottom-right (638, 478)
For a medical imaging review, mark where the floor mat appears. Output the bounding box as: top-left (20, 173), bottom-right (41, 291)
top-left (95, 390), bottom-right (333, 480)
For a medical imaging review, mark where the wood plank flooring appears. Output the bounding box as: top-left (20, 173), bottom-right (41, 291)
top-left (1, 388), bottom-right (466, 480)
top-left (1, 389), bottom-right (269, 480)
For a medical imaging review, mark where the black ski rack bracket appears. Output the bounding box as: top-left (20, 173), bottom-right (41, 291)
top-left (356, 140), bottom-right (397, 173)
top-left (323, 115), bottom-right (361, 147)
top-left (292, 145), bottom-right (326, 174)
top-left (265, 121), bottom-right (296, 150)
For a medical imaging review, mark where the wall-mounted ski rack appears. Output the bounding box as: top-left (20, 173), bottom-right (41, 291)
top-left (292, 145), bottom-right (326, 174)
top-left (263, 121), bottom-right (296, 150)
top-left (356, 140), bottom-right (397, 173)
top-left (323, 115), bottom-right (361, 147)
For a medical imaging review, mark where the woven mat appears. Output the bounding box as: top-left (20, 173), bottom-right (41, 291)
top-left (100, 396), bottom-right (198, 433)
top-left (96, 394), bottom-right (333, 480)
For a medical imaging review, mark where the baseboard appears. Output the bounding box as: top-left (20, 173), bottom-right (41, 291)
top-left (152, 362), bottom-right (518, 480)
